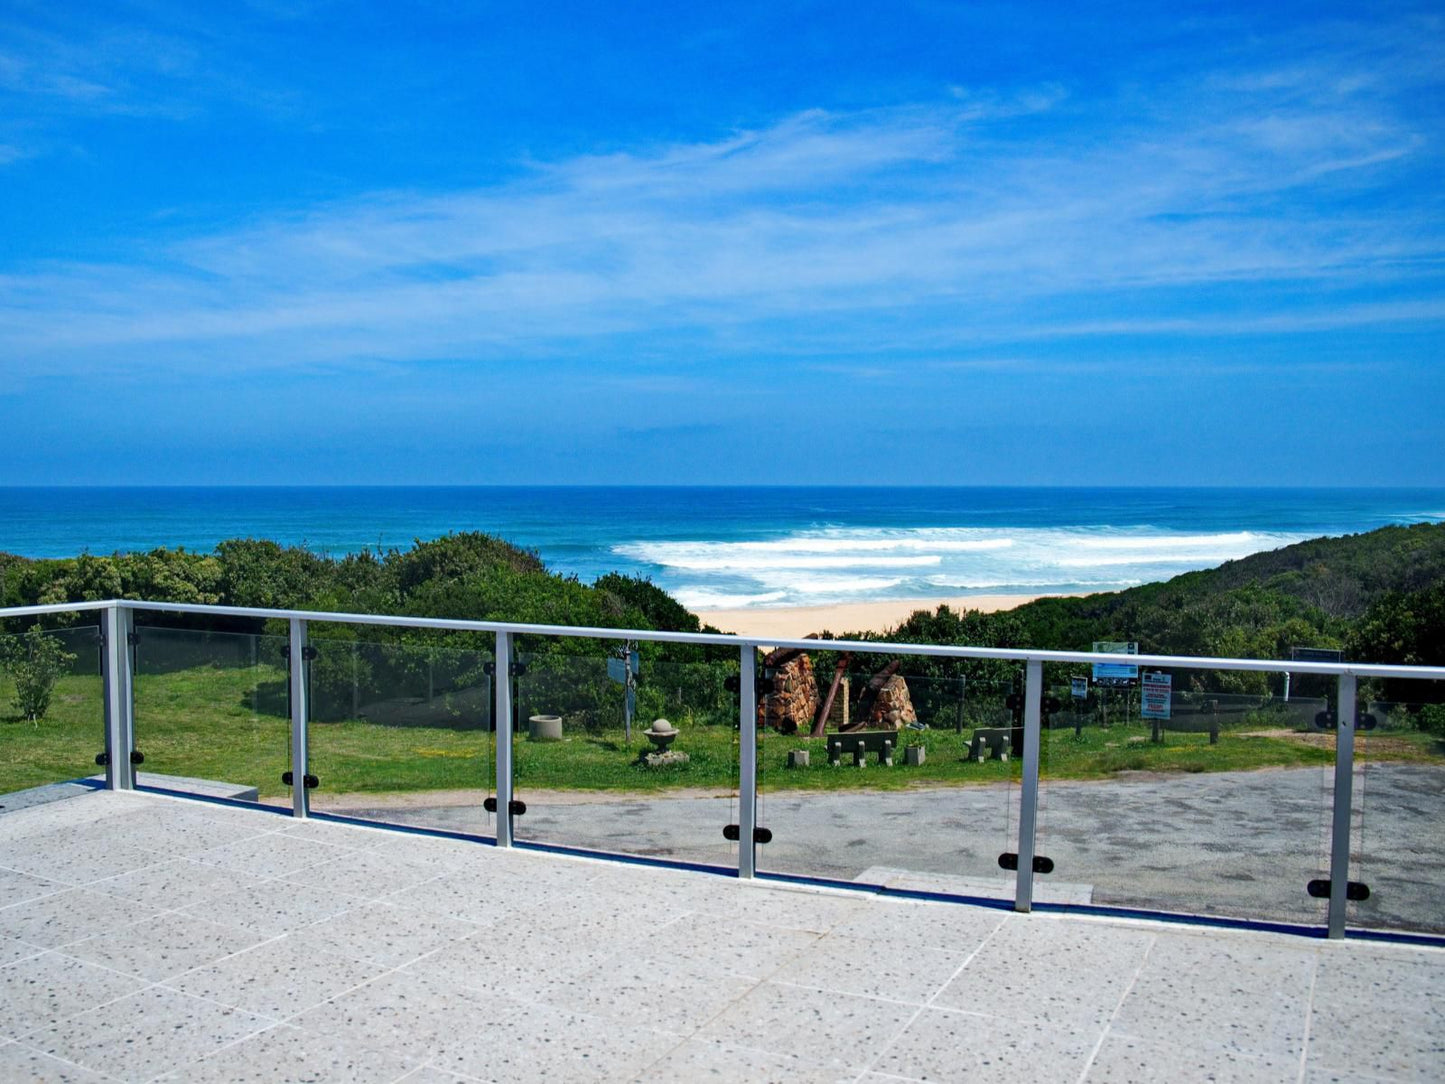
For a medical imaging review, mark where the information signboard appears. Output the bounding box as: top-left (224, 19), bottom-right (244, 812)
top-left (1291, 646), bottom-right (1344, 664)
top-left (1071, 676), bottom-right (1088, 700)
top-left (1141, 672), bottom-right (1172, 720)
top-left (1092, 641), bottom-right (1139, 686)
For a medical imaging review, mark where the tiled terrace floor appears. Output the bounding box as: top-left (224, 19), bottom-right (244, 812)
top-left (1, 788), bottom-right (1442, 1083)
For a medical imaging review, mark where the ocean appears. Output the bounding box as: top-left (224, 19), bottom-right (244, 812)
top-left (1, 487), bottom-right (1442, 610)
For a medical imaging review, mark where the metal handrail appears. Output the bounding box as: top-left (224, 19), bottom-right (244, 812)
top-left (4, 596), bottom-right (1442, 940)
top-left (1, 599), bottom-right (1440, 680)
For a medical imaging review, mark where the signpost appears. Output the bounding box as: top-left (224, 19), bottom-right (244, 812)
top-left (1286, 646), bottom-right (1344, 702)
top-left (1070, 676), bottom-right (1088, 700)
top-left (1092, 641), bottom-right (1139, 686)
top-left (1141, 671), bottom-right (1171, 743)
top-left (608, 644), bottom-right (640, 743)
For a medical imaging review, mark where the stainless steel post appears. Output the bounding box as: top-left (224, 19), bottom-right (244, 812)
top-left (289, 618), bottom-right (310, 819)
top-left (1327, 673), bottom-right (1357, 939)
top-left (494, 630), bottom-right (514, 848)
top-left (1015, 658), bottom-right (1044, 912)
top-left (738, 646), bottom-right (758, 879)
top-left (101, 604), bottom-right (135, 791)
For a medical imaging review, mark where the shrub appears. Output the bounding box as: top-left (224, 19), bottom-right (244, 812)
top-left (1417, 704), bottom-right (1445, 738)
top-left (0, 624), bottom-right (78, 722)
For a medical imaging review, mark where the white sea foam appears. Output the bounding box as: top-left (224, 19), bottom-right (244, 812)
top-left (615, 525), bottom-right (1311, 608)
top-left (673, 589), bottom-right (788, 609)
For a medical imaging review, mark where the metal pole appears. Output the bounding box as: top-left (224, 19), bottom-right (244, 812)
top-left (495, 631), bottom-right (515, 848)
top-left (101, 604), bottom-right (135, 791)
top-left (738, 646), bottom-right (758, 879)
top-left (1327, 673), bottom-right (1357, 939)
top-left (1014, 659), bottom-right (1044, 913)
top-left (289, 619), bottom-right (310, 819)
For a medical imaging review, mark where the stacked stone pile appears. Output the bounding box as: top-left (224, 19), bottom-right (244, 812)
top-left (758, 650), bottom-right (819, 734)
top-left (865, 673), bottom-right (918, 729)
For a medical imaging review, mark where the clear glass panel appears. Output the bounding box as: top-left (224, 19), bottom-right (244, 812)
top-left (1032, 665), bottom-right (1333, 926)
top-left (307, 636), bottom-right (495, 838)
top-left (510, 636), bottom-right (740, 868)
top-left (755, 648), bottom-right (1023, 904)
top-left (132, 625), bottom-right (290, 809)
top-left (0, 624), bottom-right (104, 798)
top-left (1348, 679), bottom-right (1445, 935)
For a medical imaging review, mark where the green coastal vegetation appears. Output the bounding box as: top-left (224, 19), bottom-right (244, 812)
top-left (1, 524), bottom-right (1442, 799)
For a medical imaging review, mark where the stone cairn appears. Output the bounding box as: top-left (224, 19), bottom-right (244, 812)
top-left (864, 673), bottom-right (918, 730)
top-left (757, 649), bottom-right (819, 734)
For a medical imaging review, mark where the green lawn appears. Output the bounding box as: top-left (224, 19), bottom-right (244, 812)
top-left (2, 663), bottom-right (1441, 800)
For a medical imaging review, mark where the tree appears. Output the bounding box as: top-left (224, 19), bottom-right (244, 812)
top-left (0, 625), bottom-right (78, 722)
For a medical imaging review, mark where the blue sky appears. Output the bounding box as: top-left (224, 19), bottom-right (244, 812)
top-left (1, 0), bottom-right (1442, 486)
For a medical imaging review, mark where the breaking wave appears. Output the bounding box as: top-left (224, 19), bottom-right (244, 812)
top-left (615, 526), bottom-right (1308, 609)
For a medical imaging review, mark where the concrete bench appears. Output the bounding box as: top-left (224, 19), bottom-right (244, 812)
top-left (970, 727), bottom-right (1012, 763)
top-left (827, 730), bottom-right (896, 767)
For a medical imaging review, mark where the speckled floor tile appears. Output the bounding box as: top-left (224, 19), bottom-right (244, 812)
top-left (696, 981), bottom-right (916, 1067)
top-left (107, 805), bottom-right (277, 855)
top-left (1306, 946), bottom-right (1445, 1081)
top-left (179, 879), bottom-right (362, 937)
top-left (635, 1037), bottom-right (851, 1083)
top-left (0, 889), bottom-right (162, 949)
top-left (411, 921), bottom-right (637, 999)
top-left (281, 848), bottom-right (448, 900)
top-left (708, 884), bottom-right (872, 933)
top-left (1112, 931), bottom-right (1315, 1059)
top-left (0, 1041), bottom-right (115, 1083)
top-left (0, 935), bottom-right (46, 969)
top-left (780, 938), bottom-right (969, 1003)
top-left (0, 867), bottom-right (66, 909)
top-left (394, 1066), bottom-right (479, 1084)
top-left (288, 900), bottom-right (482, 969)
top-left (0, 832), bottom-right (164, 886)
top-left (539, 950), bottom-right (757, 1032)
top-left (192, 832), bottom-right (355, 879)
top-left (59, 910), bottom-right (268, 982)
top-left (428, 1002), bottom-right (680, 1082)
top-left (154, 1021), bottom-right (419, 1083)
top-left (0, 952), bottom-right (148, 1037)
top-left (872, 1007), bottom-right (1098, 1083)
top-left (827, 897), bottom-right (1008, 951)
top-left (933, 916), bottom-right (1152, 1030)
top-left (1086, 1033), bottom-right (1303, 1082)
top-left (385, 870), bottom-right (524, 926)
top-left (88, 857), bottom-right (256, 911)
top-left (655, 914), bottom-right (822, 980)
top-left (20, 984), bottom-right (273, 1083)
top-left (165, 939), bottom-right (384, 1020)
top-left (292, 969), bottom-right (521, 1064)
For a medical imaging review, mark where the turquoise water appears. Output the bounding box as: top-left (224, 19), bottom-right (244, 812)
top-left (1, 486), bottom-right (1441, 609)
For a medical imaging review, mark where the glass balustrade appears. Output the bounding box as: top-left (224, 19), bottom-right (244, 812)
top-left (1347, 680), bottom-right (1445, 935)
top-left (1030, 665), bottom-right (1335, 926)
top-left (753, 651), bottom-right (1024, 906)
top-left (305, 634), bottom-right (494, 838)
top-left (0, 623), bottom-right (104, 797)
top-left (4, 599), bottom-right (1442, 942)
top-left (131, 624), bottom-right (290, 809)
top-left (509, 635), bottom-right (740, 868)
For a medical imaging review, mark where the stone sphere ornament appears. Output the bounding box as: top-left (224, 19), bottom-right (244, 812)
top-left (643, 718), bottom-right (678, 750)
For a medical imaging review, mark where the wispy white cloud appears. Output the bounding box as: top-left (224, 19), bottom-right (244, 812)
top-left (1, 15), bottom-right (1441, 376)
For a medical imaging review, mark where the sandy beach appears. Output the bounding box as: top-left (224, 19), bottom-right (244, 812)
top-left (693, 593), bottom-right (1082, 640)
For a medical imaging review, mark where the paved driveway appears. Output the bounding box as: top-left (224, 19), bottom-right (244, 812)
top-left (340, 764), bottom-right (1445, 935)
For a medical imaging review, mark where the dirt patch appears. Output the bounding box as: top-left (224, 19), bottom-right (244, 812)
top-left (1242, 728), bottom-right (1426, 756)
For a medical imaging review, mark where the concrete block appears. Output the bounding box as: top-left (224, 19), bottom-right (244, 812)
top-left (787, 749), bottom-right (810, 769)
top-left (905, 745), bottom-right (926, 766)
